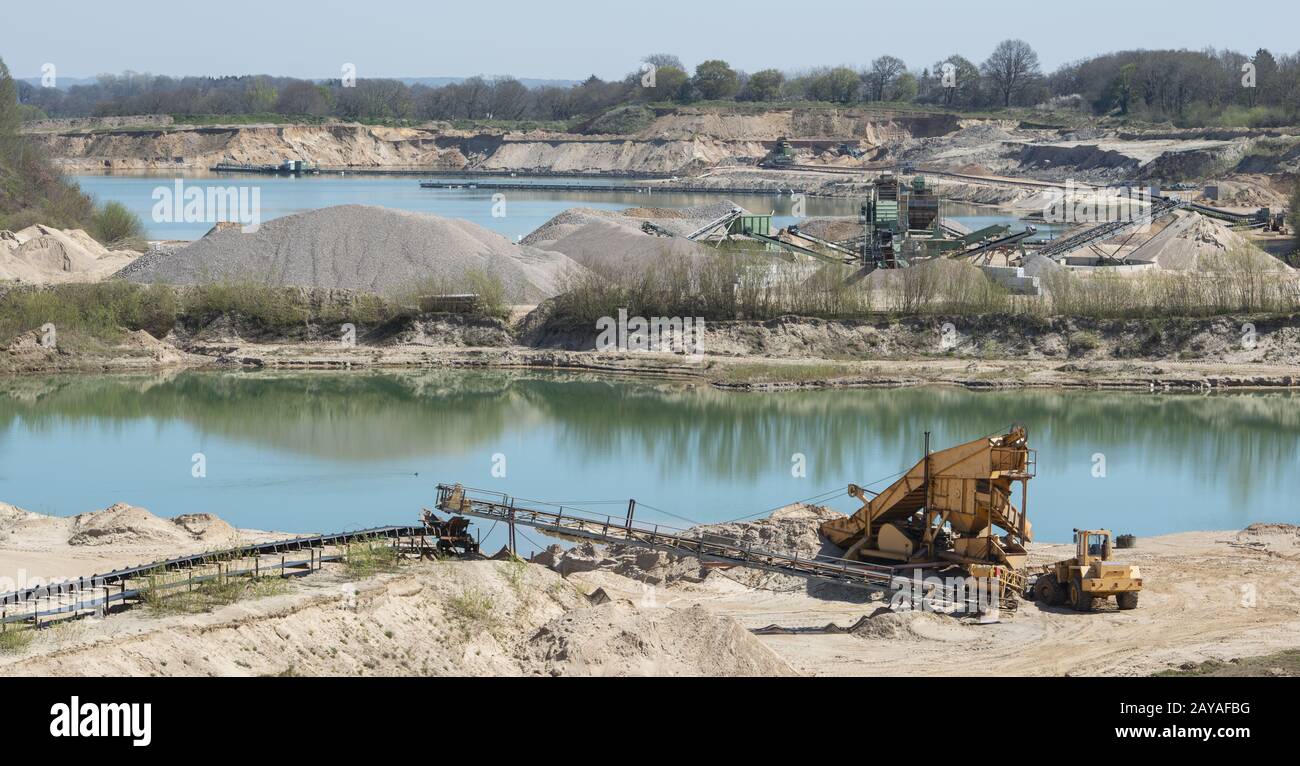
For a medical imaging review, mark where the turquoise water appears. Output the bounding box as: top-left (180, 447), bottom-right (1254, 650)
top-left (1, 371), bottom-right (1295, 554)
top-left (72, 173), bottom-right (1054, 242)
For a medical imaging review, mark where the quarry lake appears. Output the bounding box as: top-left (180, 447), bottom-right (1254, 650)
top-left (1, 371), bottom-right (1295, 552)
top-left (73, 173), bottom-right (1058, 242)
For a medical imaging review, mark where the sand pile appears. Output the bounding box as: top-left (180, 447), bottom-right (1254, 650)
top-left (3, 501), bottom-right (267, 586)
top-left (68, 503), bottom-right (237, 547)
top-left (522, 200), bottom-right (750, 252)
top-left (1233, 523), bottom-right (1300, 557)
top-left (2, 557), bottom-right (795, 677)
top-left (518, 207), bottom-right (633, 247)
top-left (862, 256), bottom-right (989, 292)
top-left (1129, 211), bottom-right (1290, 272)
top-left (121, 205), bottom-right (590, 302)
top-left (0, 225), bottom-right (139, 284)
top-left (794, 217), bottom-right (862, 242)
top-left (852, 609), bottom-right (977, 642)
top-left (534, 503), bottom-right (845, 589)
top-left (542, 220), bottom-right (714, 279)
top-left (526, 602), bottom-right (795, 676)
top-left (1023, 253), bottom-right (1065, 278)
top-left (0, 501), bottom-right (45, 530)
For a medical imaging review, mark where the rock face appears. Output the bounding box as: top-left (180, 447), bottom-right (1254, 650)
top-left (27, 110), bottom-right (966, 175)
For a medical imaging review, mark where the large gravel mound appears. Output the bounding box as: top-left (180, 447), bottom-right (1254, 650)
top-left (543, 221), bottom-right (714, 279)
top-left (121, 205), bottom-right (589, 302)
top-left (521, 200), bottom-right (750, 251)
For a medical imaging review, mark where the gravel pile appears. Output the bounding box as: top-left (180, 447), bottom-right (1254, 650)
top-left (542, 221), bottom-right (714, 278)
top-left (121, 205), bottom-right (590, 302)
top-left (522, 200), bottom-right (751, 249)
top-left (518, 207), bottom-right (632, 247)
top-left (521, 200), bottom-right (752, 279)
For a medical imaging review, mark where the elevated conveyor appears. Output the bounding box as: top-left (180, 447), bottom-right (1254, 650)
top-left (435, 484), bottom-right (1010, 609)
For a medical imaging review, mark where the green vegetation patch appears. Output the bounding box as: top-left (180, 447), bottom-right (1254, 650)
top-left (142, 573), bottom-right (291, 615)
top-left (0, 624), bottom-right (35, 655)
top-left (1153, 649), bottom-right (1300, 677)
top-left (343, 540), bottom-right (402, 578)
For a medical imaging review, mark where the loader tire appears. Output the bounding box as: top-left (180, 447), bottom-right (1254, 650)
top-left (1069, 577), bottom-right (1094, 612)
top-left (1033, 573), bottom-right (1064, 606)
top-left (1117, 591), bottom-right (1139, 610)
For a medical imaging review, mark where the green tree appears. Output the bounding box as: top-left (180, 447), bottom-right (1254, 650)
top-left (1290, 178), bottom-right (1299, 253)
top-left (692, 60), bottom-right (739, 100)
top-left (808, 67), bottom-right (860, 103)
top-left (246, 77), bottom-right (278, 113)
top-left (0, 58), bottom-right (20, 137)
top-left (91, 201), bottom-right (144, 247)
top-left (982, 39), bottom-right (1041, 107)
top-left (889, 72), bottom-right (919, 102)
top-left (933, 55), bottom-right (981, 107)
top-left (1118, 63), bottom-right (1136, 114)
top-left (744, 69), bottom-right (785, 101)
top-left (640, 65), bottom-right (688, 101)
top-left (866, 55), bottom-right (906, 101)
top-left (1251, 48), bottom-right (1278, 106)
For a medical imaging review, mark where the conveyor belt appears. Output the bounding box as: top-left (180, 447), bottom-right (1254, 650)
top-left (1038, 197), bottom-right (1186, 258)
top-left (0, 525), bottom-right (423, 610)
top-left (436, 484), bottom-right (1003, 611)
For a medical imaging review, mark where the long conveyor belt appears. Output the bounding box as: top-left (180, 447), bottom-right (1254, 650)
top-left (0, 525), bottom-right (424, 614)
top-left (436, 484), bottom-right (1006, 611)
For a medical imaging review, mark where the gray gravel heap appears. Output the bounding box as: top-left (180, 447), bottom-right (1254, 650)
top-left (120, 205), bottom-right (589, 302)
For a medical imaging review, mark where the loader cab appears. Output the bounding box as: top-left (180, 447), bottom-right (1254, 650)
top-left (1075, 529), bottom-right (1112, 565)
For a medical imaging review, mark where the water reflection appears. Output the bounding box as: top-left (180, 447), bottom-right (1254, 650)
top-left (0, 370), bottom-right (1295, 543)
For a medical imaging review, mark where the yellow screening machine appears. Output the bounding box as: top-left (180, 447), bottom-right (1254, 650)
top-left (820, 427), bottom-right (1035, 598)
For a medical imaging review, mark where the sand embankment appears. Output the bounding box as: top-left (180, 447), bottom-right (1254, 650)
top-left (0, 501), bottom-right (281, 588)
top-left (0, 225), bottom-right (139, 284)
top-left (2, 499), bottom-right (1295, 677)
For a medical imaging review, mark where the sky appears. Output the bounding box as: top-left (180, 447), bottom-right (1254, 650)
top-left (3, 0), bottom-right (1298, 82)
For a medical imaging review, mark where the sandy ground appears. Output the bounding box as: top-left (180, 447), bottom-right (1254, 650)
top-left (0, 557), bottom-right (792, 677)
top-left (563, 525), bottom-right (1300, 676)
top-left (9, 331), bottom-right (1300, 390)
top-left (118, 338), bottom-right (1300, 392)
top-left (3, 498), bottom-right (1296, 676)
top-left (0, 501), bottom-right (283, 591)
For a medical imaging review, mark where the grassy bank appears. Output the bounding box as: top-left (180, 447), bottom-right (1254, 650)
top-left (0, 282), bottom-right (423, 348)
top-left (548, 248), bottom-right (1300, 325)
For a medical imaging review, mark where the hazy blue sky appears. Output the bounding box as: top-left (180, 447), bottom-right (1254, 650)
top-left (4, 0), bottom-right (1297, 81)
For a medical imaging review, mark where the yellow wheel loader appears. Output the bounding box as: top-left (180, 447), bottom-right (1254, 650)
top-left (1031, 529), bottom-right (1142, 611)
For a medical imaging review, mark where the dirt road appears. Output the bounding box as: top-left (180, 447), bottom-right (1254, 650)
top-left (607, 526), bottom-right (1300, 676)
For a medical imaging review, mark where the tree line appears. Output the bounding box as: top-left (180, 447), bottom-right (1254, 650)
top-left (15, 41), bottom-right (1300, 128)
